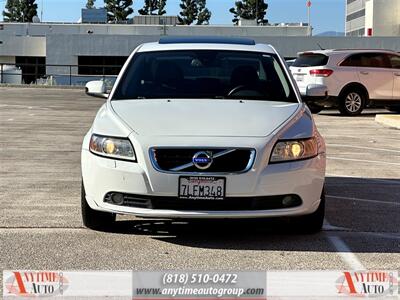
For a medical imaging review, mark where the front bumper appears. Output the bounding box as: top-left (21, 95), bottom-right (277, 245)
top-left (81, 147), bottom-right (326, 219)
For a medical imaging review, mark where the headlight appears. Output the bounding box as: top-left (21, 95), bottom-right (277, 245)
top-left (270, 137), bottom-right (318, 163)
top-left (89, 134), bottom-right (136, 161)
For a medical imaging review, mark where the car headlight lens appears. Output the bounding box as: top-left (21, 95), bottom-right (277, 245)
top-left (89, 134), bottom-right (136, 161)
top-left (270, 137), bottom-right (318, 163)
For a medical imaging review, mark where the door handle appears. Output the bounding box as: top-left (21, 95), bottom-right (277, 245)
top-left (394, 72), bottom-right (400, 76)
top-left (360, 71), bottom-right (369, 75)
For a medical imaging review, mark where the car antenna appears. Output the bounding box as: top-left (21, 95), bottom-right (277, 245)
top-left (317, 43), bottom-right (325, 50)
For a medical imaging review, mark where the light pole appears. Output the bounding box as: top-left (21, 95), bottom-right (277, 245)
top-left (256, 0), bottom-right (258, 25)
top-left (307, 0), bottom-right (312, 36)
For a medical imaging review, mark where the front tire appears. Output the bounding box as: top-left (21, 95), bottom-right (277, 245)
top-left (292, 189), bottom-right (325, 233)
top-left (81, 181), bottom-right (116, 230)
top-left (339, 89), bottom-right (365, 116)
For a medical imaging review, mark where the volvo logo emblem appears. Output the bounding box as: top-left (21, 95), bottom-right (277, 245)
top-left (192, 151), bottom-right (213, 170)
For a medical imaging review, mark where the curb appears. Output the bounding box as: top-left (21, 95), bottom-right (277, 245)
top-left (375, 114), bottom-right (400, 130)
top-left (0, 84), bottom-right (84, 90)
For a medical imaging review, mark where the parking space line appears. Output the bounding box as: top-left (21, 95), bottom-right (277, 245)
top-left (328, 157), bottom-right (400, 166)
top-left (325, 221), bottom-right (366, 270)
top-left (326, 173), bottom-right (400, 185)
top-left (326, 195), bottom-right (399, 206)
top-left (322, 222), bottom-right (350, 231)
top-left (328, 236), bottom-right (367, 270)
top-left (327, 143), bottom-right (400, 153)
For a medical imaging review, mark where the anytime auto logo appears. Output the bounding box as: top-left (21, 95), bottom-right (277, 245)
top-left (4, 271), bottom-right (69, 297)
top-left (336, 271), bottom-right (398, 297)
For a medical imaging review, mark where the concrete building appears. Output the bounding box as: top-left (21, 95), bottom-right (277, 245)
top-left (346, 0), bottom-right (400, 36)
top-left (346, 0), bottom-right (366, 37)
top-left (365, 0), bottom-right (400, 36)
top-left (0, 22), bottom-right (309, 84)
top-left (2, 21), bottom-right (400, 85)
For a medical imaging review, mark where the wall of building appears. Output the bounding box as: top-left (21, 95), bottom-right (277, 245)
top-left (3, 22), bottom-right (400, 85)
top-left (348, 0), bottom-right (400, 36)
top-left (0, 56), bottom-right (15, 64)
top-left (46, 34), bottom-right (400, 70)
top-left (365, 0), bottom-right (373, 35)
top-left (0, 23), bottom-right (309, 37)
top-left (370, 0), bottom-right (400, 36)
top-left (346, 0), bottom-right (366, 36)
top-left (0, 35), bottom-right (45, 57)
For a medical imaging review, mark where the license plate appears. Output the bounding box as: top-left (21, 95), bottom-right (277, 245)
top-left (179, 176), bottom-right (226, 200)
top-left (295, 75), bottom-right (304, 82)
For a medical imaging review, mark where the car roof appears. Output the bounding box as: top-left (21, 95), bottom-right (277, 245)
top-left (159, 36), bottom-right (256, 45)
top-left (137, 37), bottom-right (276, 54)
top-left (298, 49), bottom-right (398, 56)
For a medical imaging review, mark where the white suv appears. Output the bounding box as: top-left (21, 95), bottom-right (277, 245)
top-left (290, 49), bottom-right (400, 115)
top-left (82, 37), bottom-right (326, 232)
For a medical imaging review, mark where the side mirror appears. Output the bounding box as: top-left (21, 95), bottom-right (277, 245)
top-left (85, 81), bottom-right (109, 99)
top-left (306, 84), bottom-right (328, 98)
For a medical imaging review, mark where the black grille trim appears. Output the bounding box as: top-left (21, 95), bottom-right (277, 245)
top-left (150, 148), bottom-right (256, 174)
top-left (104, 193), bottom-right (302, 211)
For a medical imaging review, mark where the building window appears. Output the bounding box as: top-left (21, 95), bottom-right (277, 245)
top-left (346, 9), bottom-right (365, 22)
top-left (15, 56), bottom-right (46, 84)
top-left (347, 0), bottom-right (359, 4)
top-left (347, 28), bottom-right (365, 36)
top-left (78, 56), bottom-right (128, 75)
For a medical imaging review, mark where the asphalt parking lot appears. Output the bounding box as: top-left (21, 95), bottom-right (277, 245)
top-left (0, 87), bottom-right (399, 284)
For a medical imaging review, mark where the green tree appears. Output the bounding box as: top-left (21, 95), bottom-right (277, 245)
top-left (196, 0), bottom-right (211, 25)
top-left (2, 0), bottom-right (21, 22)
top-left (178, 0), bottom-right (196, 25)
top-left (229, 0), bottom-right (268, 25)
top-left (2, 0), bottom-right (38, 22)
top-left (20, 0), bottom-right (38, 21)
top-left (86, 0), bottom-right (96, 9)
top-left (138, 0), bottom-right (167, 15)
top-left (178, 0), bottom-right (211, 25)
top-left (104, 0), bottom-right (133, 22)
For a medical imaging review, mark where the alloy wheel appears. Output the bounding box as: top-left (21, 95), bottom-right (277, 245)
top-left (345, 92), bottom-right (362, 113)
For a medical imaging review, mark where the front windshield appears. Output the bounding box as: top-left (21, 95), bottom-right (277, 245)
top-left (112, 50), bottom-right (298, 102)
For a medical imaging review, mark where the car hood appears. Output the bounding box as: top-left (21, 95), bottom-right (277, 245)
top-left (111, 99), bottom-right (299, 137)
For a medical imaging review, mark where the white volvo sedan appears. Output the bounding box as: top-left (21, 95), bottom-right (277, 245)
top-left (82, 37), bottom-right (326, 232)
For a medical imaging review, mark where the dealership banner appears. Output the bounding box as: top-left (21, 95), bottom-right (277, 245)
top-left (267, 271), bottom-right (398, 298)
top-left (3, 270), bottom-right (398, 299)
top-left (3, 271), bottom-right (132, 298)
top-left (132, 271), bottom-right (266, 299)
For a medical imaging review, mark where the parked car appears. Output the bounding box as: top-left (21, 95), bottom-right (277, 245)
top-left (290, 49), bottom-right (400, 115)
top-left (82, 37), bottom-right (326, 232)
top-left (285, 59), bottom-right (296, 67)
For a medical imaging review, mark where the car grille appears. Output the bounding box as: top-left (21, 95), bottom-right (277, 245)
top-left (150, 148), bottom-right (255, 173)
top-left (104, 193), bottom-right (302, 211)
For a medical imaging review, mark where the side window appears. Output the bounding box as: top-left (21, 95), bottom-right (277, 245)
top-left (363, 53), bottom-right (391, 68)
top-left (340, 54), bottom-right (363, 67)
top-left (340, 53), bottom-right (391, 68)
top-left (388, 55), bottom-right (400, 69)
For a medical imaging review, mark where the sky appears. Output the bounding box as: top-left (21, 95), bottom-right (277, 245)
top-left (0, 0), bottom-right (345, 34)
